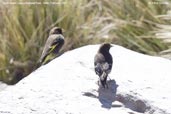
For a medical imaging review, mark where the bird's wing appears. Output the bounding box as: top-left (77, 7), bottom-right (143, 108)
top-left (94, 53), bottom-right (112, 75)
top-left (94, 53), bottom-right (105, 65)
top-left (39, 35), bottom-right (64, 63)
top-left (94, 53), bottom-right (105, 76)
top-left (50, 35), bottom-right (64, 54)
top-left (95, 63), bottom-right (103, 76)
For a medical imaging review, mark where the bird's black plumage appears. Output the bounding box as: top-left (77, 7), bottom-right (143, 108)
top-left (94, 43), bottom-right (113, 88)
top-left (39, 27), bottom-right (65, 65)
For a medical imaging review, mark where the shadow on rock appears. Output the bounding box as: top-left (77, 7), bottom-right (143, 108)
top-left (82, 91), bottom-right (98, 99)
top-left (98, 79), bottom-right (118, 109)
top-left (82, 79), bottom-right (119, 109)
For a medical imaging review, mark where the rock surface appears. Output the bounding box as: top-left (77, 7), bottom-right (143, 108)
top-left (0, 82), bottom-right (7, 92)
top-left (0, 44), bottom-right (171, 114)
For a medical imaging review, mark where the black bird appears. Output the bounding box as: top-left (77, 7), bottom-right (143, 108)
top-left (39, 27), bottom-right (65, 65)
top-left (94, 43), bottom-right (113, 88)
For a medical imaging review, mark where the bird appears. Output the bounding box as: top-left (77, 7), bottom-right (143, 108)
top-left (94, 43), bottom-right (113, 88)
top-left (39, 27), bottom-right (65, 65)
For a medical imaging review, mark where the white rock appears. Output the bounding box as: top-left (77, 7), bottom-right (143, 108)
top-left (0, 82), bottom-right (7, 92)
top-left (0, 44), bottom-right (170, 114)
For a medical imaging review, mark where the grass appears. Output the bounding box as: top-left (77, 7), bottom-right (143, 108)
top-left (0, 0), bottom-right (171, 84)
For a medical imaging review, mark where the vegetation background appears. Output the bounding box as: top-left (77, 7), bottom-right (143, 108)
top-left (0, 0), bottom-right (171, 84)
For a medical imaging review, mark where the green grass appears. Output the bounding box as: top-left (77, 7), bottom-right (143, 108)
top-left (0, 0), bottom-right (171, 84)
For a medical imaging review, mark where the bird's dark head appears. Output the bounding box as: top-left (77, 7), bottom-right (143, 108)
top-left (49, 27), bottom-right (63, 35)
top-left (99, 43), bottom-right (112, 53)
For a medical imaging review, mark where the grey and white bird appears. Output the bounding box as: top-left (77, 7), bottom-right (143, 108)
top-left (94, 43), bottom-right (113, 88)
top-left (39, 27), bottom-right (65, 65)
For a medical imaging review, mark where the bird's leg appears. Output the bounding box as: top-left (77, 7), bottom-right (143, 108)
top-left (97, 79), bottom-right (100, 86)
top-left (105, 83), bottom-right (109, 89)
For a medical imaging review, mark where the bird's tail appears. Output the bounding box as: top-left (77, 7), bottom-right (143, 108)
top-left (100, 72), bottom-right (108, 88)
